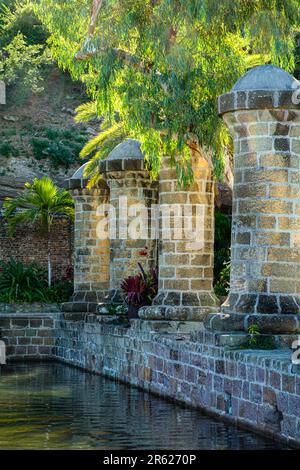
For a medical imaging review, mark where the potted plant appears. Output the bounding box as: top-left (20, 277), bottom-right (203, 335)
top-left (120, 263), bottom-right (158, 319)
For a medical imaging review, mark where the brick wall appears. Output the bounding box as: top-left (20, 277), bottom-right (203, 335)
top-left (0, 216), bottom-right (73, 280)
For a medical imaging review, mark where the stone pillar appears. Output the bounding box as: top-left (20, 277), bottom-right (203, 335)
top-left (205, 65), bottom-right (300, 334)
top-left (62, 164), bottom-right (110, 314)
top-left (139, 153), bottom-right (219, 322)
top-left (99, 139), bottom-right (158, 304)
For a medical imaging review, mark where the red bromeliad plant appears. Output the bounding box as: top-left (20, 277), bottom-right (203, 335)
top-left (121, 263), bottom-right (158, 308)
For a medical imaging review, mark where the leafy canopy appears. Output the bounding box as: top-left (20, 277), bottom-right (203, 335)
top-left (14, 1), bottom-right (300, 182)
top-left (0, 0), bottom-right (51, 92)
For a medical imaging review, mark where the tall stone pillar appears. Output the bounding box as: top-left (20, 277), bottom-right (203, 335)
top-left (99, 139), bottom-right (158, 304)
top-left (62, 164), bottom-right (110, 314)
top-left (205, 65), bottom-right (300, 334)
top-left (139, 153), bottom-right (219, 322)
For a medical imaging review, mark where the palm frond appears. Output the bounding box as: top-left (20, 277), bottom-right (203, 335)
top-left (80, 122), bottom-right (127, 159)
top-left (80, 122), bottom-right (129, 187)
top-left (3, 176), bottom-right (74, 233)
top-left (75, 101), bottom-right (99, 123)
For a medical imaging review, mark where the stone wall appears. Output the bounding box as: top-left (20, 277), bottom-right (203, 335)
top-left (0, 215), bottom-right (73, 280)
top-left (0, 313), bottom-right (57, 360)
top-left (1, 313), bottom-right (300, 447)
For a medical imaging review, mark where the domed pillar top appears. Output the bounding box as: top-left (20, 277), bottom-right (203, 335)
top-left (99, 138), bottom-right (146, 174)
top-left (218, 65), bottom-right (300, 115)
top-left (205, 65), bottom-right (300, 336)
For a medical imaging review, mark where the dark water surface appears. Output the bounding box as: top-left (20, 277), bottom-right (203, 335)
top-left (0, 362), bottom-right (287, 450)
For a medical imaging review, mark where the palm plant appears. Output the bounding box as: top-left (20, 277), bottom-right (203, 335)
top-left (3, 177), bottom-right (74, 286)
top-left (75, 102), bottom-right (128, 188)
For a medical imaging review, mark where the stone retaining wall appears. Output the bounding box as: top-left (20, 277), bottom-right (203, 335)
top-left (1, 312), bottom-right (299, 447)
top-left (0, 313), bottom-right (57, 360)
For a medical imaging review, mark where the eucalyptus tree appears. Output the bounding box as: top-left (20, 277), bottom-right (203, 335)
top-left (9, 0), bottom-right (300, 184)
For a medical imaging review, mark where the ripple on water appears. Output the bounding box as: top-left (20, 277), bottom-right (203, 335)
top-left (0, 363), bottom-right (288, 450)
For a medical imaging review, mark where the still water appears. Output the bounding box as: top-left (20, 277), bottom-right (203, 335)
top-left (0, 362), bottom-right (286, 450)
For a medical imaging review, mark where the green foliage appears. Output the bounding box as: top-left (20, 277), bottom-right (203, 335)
top-left (0, 142), bottom-right (14, 157)
top-left (44, 279), bottom-right (73, 303)
top-left (79, 120), bottom-right (128, 187)
top-left (0, 1), bottom-right (51, 92)
top-left (234, 324), bottom-right (277, 350)
top-left (3, 176), bottom-right (74, 235)
top-left (0, 0), bottom-right (48, 47)
top-left (0, 33), bottom-right (50, 92)
top-left (29, 0), bottom-right (300, 183)
top-left (214, 209), bottom-right (231, 296)
top-left (75, 101), bottom-right (99, 123)
top-left (106, 303), bottom-right (127, 316)
top-left (0, 258), bottom-right (47, 303)
top-left (248, 323), bottom-right (261, 346)
top-left (30, 126), bottom-right (88, 168)
top-left (0, 258), bottom-right (73, 303)
top-left (3, 177), bottom-right (74, 286)
top-left (214, 261), bottom-right (230, 297)
top-left (2, 1), bottom-right (300, 182)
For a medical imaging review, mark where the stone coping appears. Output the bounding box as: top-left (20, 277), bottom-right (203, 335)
top-left (218, 89), bottom-right (300, 115)
top-left (0, 303), bottom-right (60, 314)
top-left (0, 312), bottom-right (61, 318)
top-left (100, 158), bottom-right (145, 173)
top-left (64, 177), bottom-right (109, 191)
top-left (205, 312), bottom-right (300, 334)
top-left (0, 312), bottom-right (297, 373)
top-left (64, 177), bottom-right (88, 190)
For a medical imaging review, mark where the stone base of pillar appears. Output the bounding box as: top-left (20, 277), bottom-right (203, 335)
top-left (223, 293), bottom-right (300, 315)
top-left (61, 290), bottom-right (108, 314)
top-left (96, 289), bottom-right (125, 314)
top-left (129, 319), bottom-right (205, 334)
top-left (191, 328), bottom-right (298, 349)
top-left (204, 312), bottom-right (300, 334)
top-left (139, 291), bottom-right (220, 321)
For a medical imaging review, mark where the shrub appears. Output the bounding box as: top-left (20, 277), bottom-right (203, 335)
top-left (121, 263), bottom-right (158, 308)
top-left (30, 127), bottom-right (89, 168)
top-left (214, 261), bottom-right (230, 297)
top-left (0, 142), bottom-right (14, 157)
top-left (44, 280), bottom-right (73, 303)
top-left (214, 209), bottom-right (231, 297)
top-left (0, 259), bottom-right (73, 304)
top-left (0, 258), bottom-right (47, 303)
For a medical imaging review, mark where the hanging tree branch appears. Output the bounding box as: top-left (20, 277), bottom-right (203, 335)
top-left (74, 0), bottom-right (212, 168)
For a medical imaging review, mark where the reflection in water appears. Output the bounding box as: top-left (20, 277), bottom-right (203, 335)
top-left (0, 363), bottom-right (286, 450)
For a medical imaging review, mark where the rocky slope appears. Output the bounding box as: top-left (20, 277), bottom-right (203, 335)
top-left (0, 67), bottom-right (97, 203)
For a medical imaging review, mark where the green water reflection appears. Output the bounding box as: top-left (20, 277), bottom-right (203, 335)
top-left (0, 363), bottom-right (287, 450)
